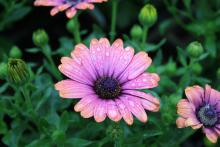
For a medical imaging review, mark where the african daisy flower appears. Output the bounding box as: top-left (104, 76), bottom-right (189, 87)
top-left (177, 85), bottom-right (220, 143)
top-left (55, 38), bottom-right (160, 125)
top-left (34, 0), bottom-right (108, 18)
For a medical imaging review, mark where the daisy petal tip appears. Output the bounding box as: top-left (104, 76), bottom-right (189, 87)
top-left (176, 117), bottom-right (186, 128)
top-left (127, 121), bottom-right (133, 125)
top-left (112, 38), bottom-right (123, 47)
top-left (204, 128), bottom-right (218, 143)
top-left (94, 117), bottom-right (105, 123)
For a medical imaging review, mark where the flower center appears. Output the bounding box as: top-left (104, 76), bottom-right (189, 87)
top-left (94, 77), bottom-right (121, 99)
top-left (197, 104), bottom-right (218, 127)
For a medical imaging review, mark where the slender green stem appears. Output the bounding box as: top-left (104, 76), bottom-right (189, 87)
top-left (42, 45), bottom-right (62, 80)
top-left (141, 26), bottom-right (148, 50)
top-left (20, 86), bottom-right (50, 136)
top-left (73, 15), bottom-right (81, 44)
top-left (46, 54), bottom-right (62, 80)
top-left (110, 0), bottom-right (118, 42)
top-left (21, 87), bottom-right (33, 112)
top-left (114, 140), bottom-right (122, 147)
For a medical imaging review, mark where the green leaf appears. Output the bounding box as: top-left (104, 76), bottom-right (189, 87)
top-left (146, 38), bottom-right (167, 52)
top-left (26, 48), bottom-right (40, 53)
top-left (0, 118), bottom-right (7, 134)
top-left (26, 137), bottom-right (51, 147)
top-left (59, 111), bottom-right (69, 131)
top-left (179, 72), bottom-right (191, 88)
top-left (66, 138), bottom-right (93, 147)
top-left (183, 0), bottom-right (191, 10)
top-left (0, 83), bottom-right (9, 94)
top-left (153, 50), bottom-right (163, 65)
top-left (205, 34), bottom-right (216, 57)
top-left (177, 47), bottom-right (187, 67)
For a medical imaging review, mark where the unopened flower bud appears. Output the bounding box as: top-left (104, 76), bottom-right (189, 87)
top-left (8, 59), bottom-right (30, 85)
top-left (130, 25), bottom-right (143, 40)
top-left (33, 29), bottom-right (49, 47)
top-left (66, 19), bottom-right (76, 33)
top-left (192, 63), bottom-right (202, 75)
top-left (165, 61), bottom-right (177, 76)
top-left (187, 41), bottom-right (204, 58)
top-left (139, 4), bottom-right (157, 28)
top-left (217, 68), bottom-right (220, 79)
top-left (0, 63), bottom-right (7, 80)
top-left (9, 46), bottom-right (22, 58)
top-left (106, 123), bottom-right (123, 141)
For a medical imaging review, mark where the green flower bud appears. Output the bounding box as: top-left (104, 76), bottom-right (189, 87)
top-left (0, 63), bottom-right (8, 80)
top-left (130, 25), bottom-right (143, 40)
top-left (9, 46), bottom-right (22, 58)
top-left (139, 4), bottom-right (157, 28)
top-left (217, 68), bottom-right (220, 79)
top-left (106, 123), bottom-right (123, 141)
top-left (7, 59), bottom-right (30, 85)
top-left (33, 29), bottom-right (49, 47)
top-left (165, 61), bottom-right (177, 76)
top-left (66, 19), bottom-right (76, 33)
top-left (187, 41), bottom-right (204, 58)
top-left (192, 63), bottom-right (202, 75)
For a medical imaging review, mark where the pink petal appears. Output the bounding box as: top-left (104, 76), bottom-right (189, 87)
top-left (123, 90), bottom-right (160, 112)
top-left (66, 7), bottom-right (77, 18)
top-left (34, 0), bottom-right (62, 6)
top-left (122, 73), bottom-right (160, 89)
top-left (208, 85), bottom-right (220, 105)
top-left (176, 117), bottom-right (186, 128)
top-left (177, 99), bottom-right (195, 118)
top-left (115, 99), bottom-right (133, 125)
top-left (177, 99), bottom-right (195, 111)
top-left (177, 105), bottom-right (194, 119)
top-left (97, 38), bottom-right (111, 76)
top-left (185, 117), bottom-right (202, 129)
top-left (55, 80), bottom-right (94, 98)
top-left (80, 99), bottom-right (98, 118)
top-left (76, 3), bottom-right (94, 10)
top-left (71, 43), bottom-right (98, 80)
top-left (107, 39), bottom-right (124, 76)
top-left (185, 85), bottom-right (204, 107)
top-left (89, 38), bottom-right (110, 76)
top-left (121, 95), bottom-right (148, 123)
top-left (50, 6), bottom-right (60, 16)
top-left (119, 52), bottom-right (152, 83)
top-left (112, 46), bottom-right (134, 77)
top-left (74, 95), bottom-right (97, 112)
top-left (203, 128), bottom-right (218, 143)
top-left (58, 57), bottom-right (93, 85)
top-left (94, 100), bottom-right (107, 123)
top-left (214, 127), bottom-right (220, 136)
top-left (106, 100), bottom-right (122, 122)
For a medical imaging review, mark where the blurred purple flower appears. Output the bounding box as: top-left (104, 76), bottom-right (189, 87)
top-left (34, 0), bottom-right (108, 18)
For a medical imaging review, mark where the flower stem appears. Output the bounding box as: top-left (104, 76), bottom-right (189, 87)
top-left (73, 15), bottom-right (81, 44)
top-left (21, 87), bottom-right (33, 112)
top-left (114, 140), bottom-right (122, 147)
top-left (46, 53), bottom-right (62, 80)
top-left (141, 26), bottom-right (148, 50)
top-left (42, 45), bottom-right (62, 80)
top-left (110, 0), bottom-right (118, 42)
top-left (20, 86), bottom-right (50, 136)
